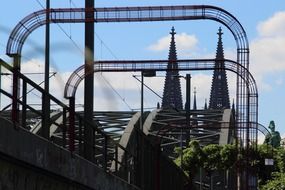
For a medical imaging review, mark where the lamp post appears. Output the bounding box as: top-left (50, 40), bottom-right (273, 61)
top-left (0, 65), bottom-right (1, 109)
top-left (41, 0), bottom-right (50, 139)
top-left (176, 74), bottom-right (191, 147)
top-left (140, 70), bottom-right (156, 131)
top-left (140, 71), bottom-right (144, 130)
top-left (185, 74), bottom-right (191, 147)
top-left (176, 73), bottom-right (191, 168)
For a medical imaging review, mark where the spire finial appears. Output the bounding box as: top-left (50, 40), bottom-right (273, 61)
top-left (217, 27), bottom-right (223, 39)
top-left (170, 26), bottom-right (176, 37)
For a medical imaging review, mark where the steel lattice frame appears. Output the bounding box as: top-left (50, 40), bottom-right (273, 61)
top-left (63, 58), bottom-right (258, 189)
top-left (6, 5), bottom-right (255, 189)
top-left (6, 5), bottom-right (252, 141)
top-left (146, 109), bottom-right (229, 159)
top-left (63, 59), bottom-right (257, 134)
top-left (7, 6), bottom-right (248, 56)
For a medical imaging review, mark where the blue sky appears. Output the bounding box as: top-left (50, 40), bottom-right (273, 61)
top-left (1, 1), bottom-right (285, 139)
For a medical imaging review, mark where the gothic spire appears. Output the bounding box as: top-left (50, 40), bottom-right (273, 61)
top-left (209, 27), bottom-right (230, 109)
top-left (193, 87), bottom-right (197, 110)
top-left (231, 99), bottom-right (235, 111)
top-left (204, 99), bottom-right (208, 110)
top-left (192, 87), bottom-right (198, 126)
top-left (161, 27), bottom-right (183, 110)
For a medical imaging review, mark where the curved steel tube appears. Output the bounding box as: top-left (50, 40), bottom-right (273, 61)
top-left (6, 5), bottom-right (248, 58)
top-left (255, 122), bottom-right (271, 139)
top-left (8, 6), bottom-right (255, 184)
top-left (64, 59), bottom-right (256, 97)
top-left (7, 5), bottom-right (251, 146)
top-left (63, 58), bottom-right (258, 131)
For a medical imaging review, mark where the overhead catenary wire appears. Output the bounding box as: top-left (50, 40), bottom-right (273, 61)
top-left (95, 33), bottom-right (119, 60)
top-left (132, 75), bottom-right (162, 99)
top-left (1, 72), bottom-right (57, 112)
top-left (35, 0), bottom-right (83, 55)
top-left (34, 0), bottom-right (136, 111)
top-left (100, 74), bottom-right (133, 111)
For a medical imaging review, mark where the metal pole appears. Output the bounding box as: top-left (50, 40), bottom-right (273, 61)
top-left (180, 127), bottom-right (183, 169)
top-left (0, 65), bottom-right (1, 109)
top-left (84, 0), bottom-right (95, 161)
top-left (186, 74), bottom-right (191, 146)
top-left (42, 0), bottom-right (50, 139)
top-left (140, 72), bottom-right (144, 130)
top-left (211, 174), bottom-right (213, 190)
top-left (69, 97), bottom-right (75, 152)
top-left (12, 56), bottom-right (20, 123)
top-left (200, 167), bottom-right (202, 190)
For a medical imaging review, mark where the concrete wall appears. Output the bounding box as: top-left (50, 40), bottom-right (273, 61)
top-left (0, 117), bottom-right (139, 190)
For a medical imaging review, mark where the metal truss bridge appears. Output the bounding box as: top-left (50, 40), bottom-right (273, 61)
top-left (0, 3), bottom-right (264, 190)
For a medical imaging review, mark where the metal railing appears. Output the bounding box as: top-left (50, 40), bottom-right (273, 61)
top-left (0, 59), bottom-right (136, 182)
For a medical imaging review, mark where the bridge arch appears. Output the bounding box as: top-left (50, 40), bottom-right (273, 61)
top-left (7, 5), bottom-right (250, 144)
top-left (63, 58), bottom-right (257, 128)
top-left (7, 5), bottom-right (248, 63)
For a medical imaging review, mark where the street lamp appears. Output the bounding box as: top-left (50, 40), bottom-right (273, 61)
top-left (178, 74), bottom-right (192, 147)
top-left (185, 74), bottom-right (191, 147)
top-left (140, 70), bottom-right (157, 130)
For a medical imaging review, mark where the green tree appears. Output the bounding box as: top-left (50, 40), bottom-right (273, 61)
top-left (175, 141), bottom-right (285, 189)
top-left (275, 147), bottom-right (285, 173)
top-left (202, 144), bottom-right (222, 172)
top-left (255, 144), bottom-right (275, 185)
top-left (220, 144), bottom-right (238, 169)
top-left (260, 172), bottom-right (285, 190)
top-left (175, 140), bottom-right (204, 189)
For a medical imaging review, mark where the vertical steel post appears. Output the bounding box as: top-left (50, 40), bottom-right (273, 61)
top-left (12, 56), bottom-right (20, 123)
top-left (140, 72), bottom-right (144, 188)
top-left (186, 74), bottom-right (191, 147)
top-left (79, 117), bottom-right (83, 156)
top-left (22, 81), bottom-right (27, 128)
top-left (115, 145), bottom-right (118, 172)
top-left (62, 107), bottom-right (67, 148)
top-left (0, 65), bottom-right (1, 109)
top-left (103, 136), bottom-right (107, 171)
top-left (69, 97), bottom-right (75, 152)
top-left (84, 0), bottom-right (95, 161)
top-left (140, 72), bottom-right (144, 130)
top-left (41, 0), bottom-right (50, 139)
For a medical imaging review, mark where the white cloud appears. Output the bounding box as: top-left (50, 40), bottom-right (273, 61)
top-left (249, 11), bottom-right (285, 91)
top-left (95, 72), bottom-right (140, 91)
top-left (257, 12), bottom-right (285, 37)
top-left (0, 59), bottom-right (69, 109)
top-left (147, 33), bottom-right (198, 52)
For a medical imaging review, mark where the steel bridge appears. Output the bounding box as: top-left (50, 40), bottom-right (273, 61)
top-left (0, 3), bottom-right (262, 190)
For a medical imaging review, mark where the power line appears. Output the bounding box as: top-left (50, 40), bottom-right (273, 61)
top-left (35, 0), bottom-right (84, 55)
top-left (70, 0), bottom-right (78, 9)
top-left (34, 0), bottom-right (136, 111)
top-left (100, 74), bottom-right (133, 111)
top-left (56, 24), bottom-right (84, 55)
top-left (132, 75), bottom-right (162, 99)
top-left (1, 72), bottom-right (57, 112)
top-left (94, 33), bottom-right (119, 60)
